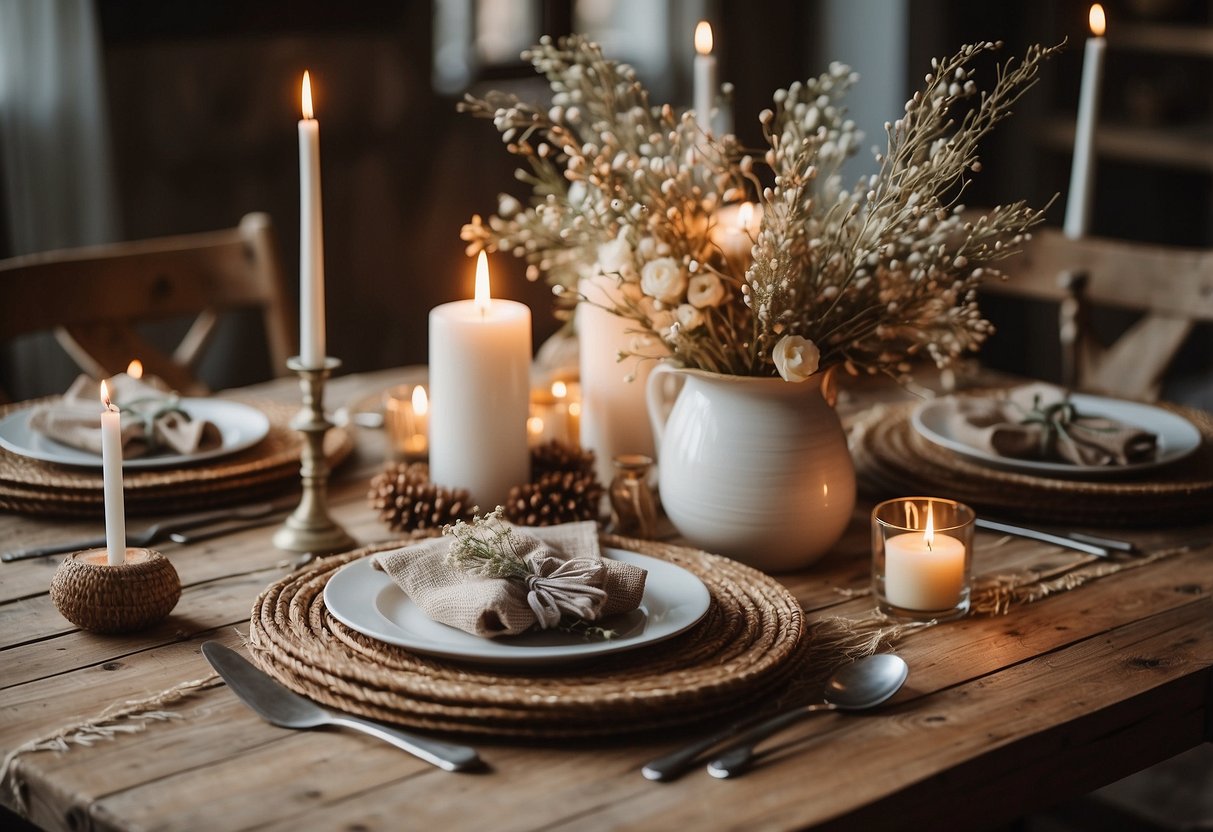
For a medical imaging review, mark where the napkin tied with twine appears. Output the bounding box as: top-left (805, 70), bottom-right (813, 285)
top-left (947, 383), bottom-right (1158, 467)
top-left (372, 520), bottom-right (647, 638)
top-left (28, 374), bottom-right (221, 458)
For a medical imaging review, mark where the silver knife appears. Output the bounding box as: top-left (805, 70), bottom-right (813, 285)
top-left (975, 518), bottom-right (1111, 557)
top-left (201, 642), bottom-right (484, 772)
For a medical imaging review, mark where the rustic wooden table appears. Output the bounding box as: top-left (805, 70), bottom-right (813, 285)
top-left (1, 368), bottom-right (1210, 831)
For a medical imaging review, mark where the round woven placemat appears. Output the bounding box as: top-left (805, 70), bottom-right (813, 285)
top-left (852, 401), bottom-right (1213, 526)
top-left (0, 398), bottom-right (353, 516)
top-left (247, 536), bottom-right (806, 739)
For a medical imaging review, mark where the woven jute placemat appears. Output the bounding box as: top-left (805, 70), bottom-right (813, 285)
top-left (247, 535), bottom-right (806, 739)
top-left (0, 398), bottom-right (353, 516)
top-left (852, 401), bottom-right (1213, 526)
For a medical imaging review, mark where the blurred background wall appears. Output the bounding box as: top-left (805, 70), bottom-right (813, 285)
top-left (1, 0), bottom-right (1209, 400)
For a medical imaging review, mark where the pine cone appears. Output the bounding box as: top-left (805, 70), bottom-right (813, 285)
top-left (503, 468), bottom-right (603, 527)
top-left (531, 439), bottom-right (596, 477)
top-left (368, 462), bottom-right (473, 532)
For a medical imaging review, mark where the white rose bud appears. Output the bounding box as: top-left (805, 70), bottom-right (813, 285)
top-left (640, 256), bottom-right (688, 305)
top-left (676, 303), bottom-right (704, 331)
top-left (596, 235), bottom-right (632, 275)
top-left (772, 335), bottom-right (821, 383)
top-left (687, 273), bottom-right (725, 308)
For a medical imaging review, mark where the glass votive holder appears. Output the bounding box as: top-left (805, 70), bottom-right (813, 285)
top-left (609, 454), bottom-right (658, 539)
top-left (872, 497), bottom-right (975, 621)
top-left (383, 384), bottom-right (428, 459)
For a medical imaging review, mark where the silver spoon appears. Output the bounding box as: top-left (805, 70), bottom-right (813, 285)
top-left (705, 653), bottom-right (909, 779)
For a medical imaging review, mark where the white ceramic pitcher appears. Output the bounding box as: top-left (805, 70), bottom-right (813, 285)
top-left (646, 364), bottom-right (856, 572)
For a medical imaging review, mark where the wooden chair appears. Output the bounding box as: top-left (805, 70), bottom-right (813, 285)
top-left (979, 227), bottom-right (1213, 402)
top-left (0, 213), bottom-right (294, 396)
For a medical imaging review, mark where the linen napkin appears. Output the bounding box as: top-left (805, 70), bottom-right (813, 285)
top-left (28, 374), bottom-right (221, 458)
top-left (372, 520), bottom-right (648, 638)
top-left (946, 383), bottom-right (1158, 467)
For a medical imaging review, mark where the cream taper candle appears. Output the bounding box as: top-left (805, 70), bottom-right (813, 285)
top-left (693, 21), bottom-right (716, 133)
top-left (1064, 5), bottom-right (1106, 239)
top-left (429, 252), bottom-right (531, 509)
top-left (299, 70), bottom-right (326, 368)
top-left (99, 381), bottom-right (126, 566)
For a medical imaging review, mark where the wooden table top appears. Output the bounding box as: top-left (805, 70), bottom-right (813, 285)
top-left (1, 368), bottom-right (1210, 832)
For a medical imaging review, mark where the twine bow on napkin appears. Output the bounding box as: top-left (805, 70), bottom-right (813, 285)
top-left (28, 374), bottom-right (221, 458)
top-left (948, 383), bottom-right (1158, 467)
top-left (372, 514), bottom-right (647, 638)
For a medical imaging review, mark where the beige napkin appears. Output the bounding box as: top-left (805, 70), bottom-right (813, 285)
top-left (373, 521), bottom-right (648, 638)
top-left (947, 383), bottom-right (1158, 466)
top-left (28, 374), bottom-right (221, 458)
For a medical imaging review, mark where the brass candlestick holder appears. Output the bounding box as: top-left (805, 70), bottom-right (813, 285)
top-left (273, 357), bottom-right (356, 554)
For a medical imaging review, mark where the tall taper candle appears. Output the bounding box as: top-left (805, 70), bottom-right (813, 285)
top-left (299, 70), bottom-right (326, 368)
top-left (693, 21), bottom-right (716, 133)
top-left (429, 252), bottom-right (532, 509)
top-left (99, 381), bottom-right (126, 566)
top-left (1064, 5), bottom-right (1106, 239)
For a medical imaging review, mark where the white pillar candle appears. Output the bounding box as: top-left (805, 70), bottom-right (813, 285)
top-left (429, 252), bottom-right (532, 509)
top-left (298, 70), bottom-right (326, 368)
top-left (577, 273), bottom-right (661, 487)
top-left (693, 21), bottom-right (716, 133)
top-left (99, 380), bottom-right (126, 566)
top-left (711, 201), bottom-right (762, 265)
top-left (1064, 4), bottom-right (1106, 239)
top-left (884, 511), bottom-right (966, 611)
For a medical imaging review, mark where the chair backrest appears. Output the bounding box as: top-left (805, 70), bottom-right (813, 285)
top-left (0, 212), bottom-right (294, 395)
top-left (980, 227), bottom-right (1213, 401)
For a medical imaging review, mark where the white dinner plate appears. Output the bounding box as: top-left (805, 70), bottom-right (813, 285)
top-left (0, 398), bottom-right (271, 470)
top-left (911, 393), bottom-right (1202, 478)
top-left (323, 548), bottom-right (711, 666)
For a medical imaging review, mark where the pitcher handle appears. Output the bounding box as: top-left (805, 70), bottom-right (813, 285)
top-left (645, 362), bottom-right (683, 453)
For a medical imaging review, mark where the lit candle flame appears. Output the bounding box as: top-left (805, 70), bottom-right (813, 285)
top-left (126, 359), bottom-right (143, 380)
top-left (551, 380), bottom-right (568, 399)
top-left (695, 21), bottom-right (713, 56)
top-left (301, 70), bottom-right (315, 120)
top-left (924, 503), bottom-right (935, 552)
top-left (1089, 4), bottom-right (1105, 36)
top-left (737, 202), bottom-right (754, 230)
top-left (527, 416), bottom-right (545, 436)
top-left (411, 385), bottom-right (428, 417)
top-left (474, 251), bottom-right (492, 315)
top-left (100, 379), bottom-right (115, 412)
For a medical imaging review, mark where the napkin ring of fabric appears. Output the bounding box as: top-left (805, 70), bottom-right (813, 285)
top-left (523, 555), bottom-right (608, 629)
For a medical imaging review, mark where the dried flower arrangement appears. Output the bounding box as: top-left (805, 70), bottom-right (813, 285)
top-left (460, 36), bottom-right (1059, 382)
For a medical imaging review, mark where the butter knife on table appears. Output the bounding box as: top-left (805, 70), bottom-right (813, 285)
top-left (201, 642), bottom-right (484, 772)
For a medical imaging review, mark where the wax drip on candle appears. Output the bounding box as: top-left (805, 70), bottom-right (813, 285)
top-left (474, 250), bottom-right (492, 319)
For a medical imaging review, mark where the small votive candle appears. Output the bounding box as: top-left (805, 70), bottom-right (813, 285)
top-left (872, 497), bottom-right (975, 621)
top-left (384, 384), bottom-right (428, 459)
top-left (528, 378), bottom-right (582, 447)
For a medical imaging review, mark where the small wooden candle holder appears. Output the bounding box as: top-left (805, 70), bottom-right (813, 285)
top-left (50, 548), bottom-right (181, 634)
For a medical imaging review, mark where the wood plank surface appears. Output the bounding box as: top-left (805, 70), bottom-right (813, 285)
top-left (1, 368), bottom-right (1210, 832)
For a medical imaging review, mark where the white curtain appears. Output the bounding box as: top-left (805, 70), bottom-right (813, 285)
top-left (0, 0), bottom-right (118, 398)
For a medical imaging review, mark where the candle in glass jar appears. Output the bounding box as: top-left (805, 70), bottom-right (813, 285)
top-left (429, 252), bottom-right (531, 508)
top-left (883, 504), bottom-right (965, 611)
top-left (99, 381), bottom-right (126, 566)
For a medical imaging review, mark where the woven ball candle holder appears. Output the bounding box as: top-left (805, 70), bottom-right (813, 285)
top-left (50, 548), bottom-right (181, 634)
